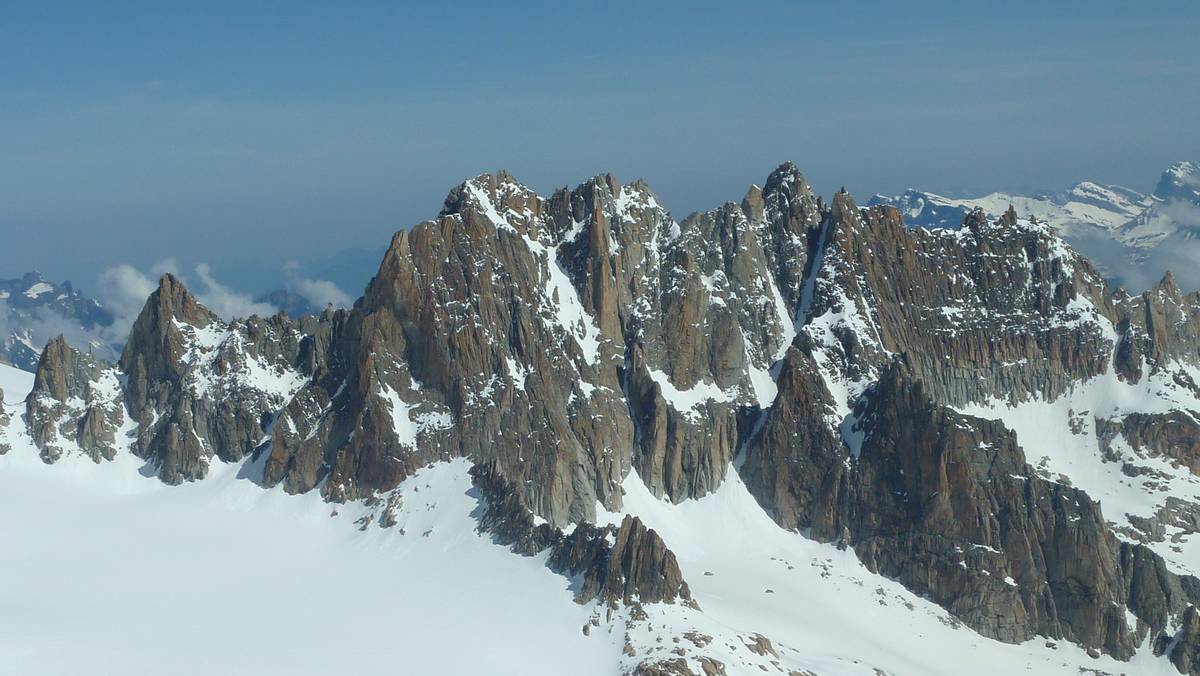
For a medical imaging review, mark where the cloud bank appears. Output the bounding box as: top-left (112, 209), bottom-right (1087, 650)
top-left (284, 261), bottom-right (354, 310)
top-left (193, 263), bottom-right (278, 320)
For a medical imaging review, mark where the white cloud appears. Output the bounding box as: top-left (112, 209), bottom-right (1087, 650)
top-left (193, 263), bottom-right (278, 320)
top-left (283, 261), bottom-right (353, 309)
top-left (93, 259), bottom-right (278, 346)
top-left (1110, 201), bottom-right (1200, 293)
top-left (0, 299), bottom-right (120, 365)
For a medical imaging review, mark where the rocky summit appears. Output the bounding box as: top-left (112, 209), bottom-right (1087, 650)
top-left (5, 162), bottom-right (1200, 675)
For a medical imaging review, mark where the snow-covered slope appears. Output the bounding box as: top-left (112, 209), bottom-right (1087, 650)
top-left (0, 464), bottom-right (612, 674)
top-left (599, 468), bottom-right (1177, 676)
top-left (0, 363), bottom-right (34, 404)
top-left (0, 364), bottom-right (1180, 676)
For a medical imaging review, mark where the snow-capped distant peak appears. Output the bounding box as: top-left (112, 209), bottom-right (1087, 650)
top-left (869, 183), bottom-right (1142, 235)
top-left (0, 273), bottom-right (117, 372)
top-left (1154, 160), bottom-right (1200, 201)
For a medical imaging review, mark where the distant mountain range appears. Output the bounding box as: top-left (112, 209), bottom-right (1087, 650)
top-left (869, 161), bottom-right (1200, 291)
top-left (0, 272), bottom-right (117, 370)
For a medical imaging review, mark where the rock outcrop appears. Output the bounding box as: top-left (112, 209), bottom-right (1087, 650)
top-left (1102, 411), bottom-right (1200, 474)
top-left (1171, 605), bottom-right (1200, 674)
top-left (797, 196), bottom-right (1116, 409)
top-left (24, 335), bottom-right (124, 463)
top-left (1114, 271), bottom-right (1200, 382)
top-left (470, 462), bottom-right (691, 606)
top-left (749, 358), bottom-right (1200, 657)
top-left (119, 274), bottom-right (328, 483)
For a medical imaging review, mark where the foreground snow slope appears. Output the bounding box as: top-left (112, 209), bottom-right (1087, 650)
top-left (1, 359), bottom-right (612, 675)
top-left (599, 468), bottom-right (1176, 676)
top-left (0, 363), bottom-right (33, 402)
top-left (0, 457), bottom-right (618, 676)
top-left (0, 362), bottom-right (1182, 675)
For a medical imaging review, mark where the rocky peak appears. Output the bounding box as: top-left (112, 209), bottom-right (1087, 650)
top-left (799, 196), bottom-right (1120, 408)
top-left (1154, 160), bottom-right (1200, 202)
top-left (32, 335), bottom-right (94, 403)
top-left (119, 273), bottom-right (218, 411)
top-left (440, 171), bottom-right (546, 240)
top-left (579, 514), bottom-right (691, 606)
top-left (740, 184), bottom-right (764, 221)
top-left (25, 335), bottom-right (123, 463)
top-left (1114, 268), bottom-right (1200, 380)
top-left (999, 203), bottom-right (1019, 227)
top-left (1, 271), bottom-right (117, 370)
top-left (268, 163), bottom-right (826, 524)
top-left (116, 273), bottom-right (323, 484)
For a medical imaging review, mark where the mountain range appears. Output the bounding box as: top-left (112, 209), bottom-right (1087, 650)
top-left (3, 163), bottom-right (1200, 675)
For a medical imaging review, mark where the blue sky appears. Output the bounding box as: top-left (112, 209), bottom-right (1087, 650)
top-left (2, 1), bottom-right (1198, 295)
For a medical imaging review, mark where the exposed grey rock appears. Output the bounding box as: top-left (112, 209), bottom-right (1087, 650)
top-left (470, 462), bottom-right (691, 606)
top-left (1114, 272), bottom-right (1200, 382)
top-left (24, 335), bottom-right (124, 463)
top-left (1170, 605), bottom-right (1200, 674)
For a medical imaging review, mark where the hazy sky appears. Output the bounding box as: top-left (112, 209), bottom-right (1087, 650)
top-left (2, 1), bottom-right (1198, 296)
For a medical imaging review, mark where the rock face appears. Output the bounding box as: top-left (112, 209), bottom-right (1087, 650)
top-left (14, 162), bottom-right (1200, 673)
top-left (470, 462), bottom-right (691, 606)
top-left (740, 193), bottom-right (1200, 663)
top-left (794, 196), bottom-right (1116, 408)
top-left (24, 335), bottom-right (124, 463)
top-left (1115, 272), bottom-right (1200, 381)
top-left (1102, 411), bottom-right (1200, 474)
top-left (265, 165), bottom-right (817, 525)
top-left (849, 362), bottom-right (1191, 655)
top-left (1172, 605), bottom-right (1200, 674)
